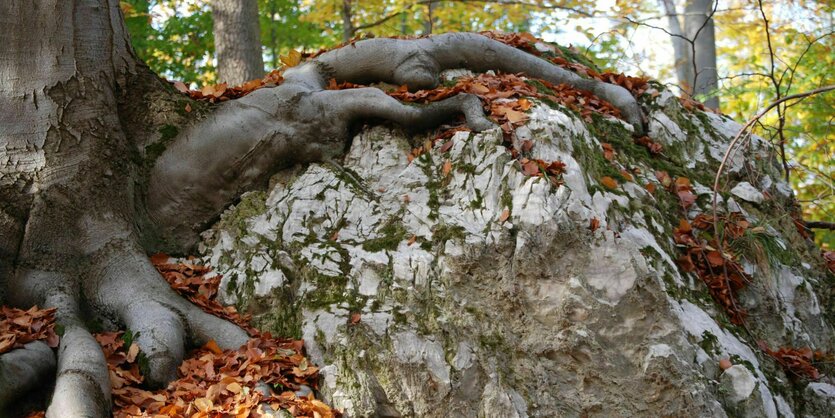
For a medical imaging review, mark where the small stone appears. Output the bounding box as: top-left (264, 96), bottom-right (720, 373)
top-left (730, 182), bottom-right (764, 204)
top-left (534, 42), bottom-right (554, 53)
top-left (804, 382), bottom-right (835, 415)
top-left (295, 384), bottom-right (313, 397)
top-left (719, 365), bottom-right (756, 403)
top-left (775, 181), bottom-right (793, 198)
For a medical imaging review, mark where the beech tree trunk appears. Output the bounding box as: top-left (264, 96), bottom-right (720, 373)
top-left (212, 0), bottom-right (265, 85)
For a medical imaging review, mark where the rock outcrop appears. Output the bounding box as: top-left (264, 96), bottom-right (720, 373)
top-left (201, 77), bottom-right (835, 417)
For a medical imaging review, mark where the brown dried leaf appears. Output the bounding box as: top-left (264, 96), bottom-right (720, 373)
top-left (600, 176), bottom-right (618, 190)
top-left (442, 159), bottom-right (452, 177)
top-left (499, 209), bottom-right (510, 223)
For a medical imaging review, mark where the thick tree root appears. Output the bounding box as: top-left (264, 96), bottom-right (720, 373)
top-left (0, 341), bottom-right (55, 413)
top-left (146, 33), bottom-right (644, 251)
top-left (2, 226), bottom-right (250, 416)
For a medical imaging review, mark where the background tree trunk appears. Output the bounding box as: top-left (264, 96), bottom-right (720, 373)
top-left (212, 0), bottom-right (265, 85)
top-left (684, 0), bottom-right (719, 109)
top-left (424, 1), bottom-right (437, 35)
top-left (661, 0), bottom-right (719, 110)
top-left (341, 0), bottom-right (356, 42)
top-left (659, 0), bottom-right (695, 96)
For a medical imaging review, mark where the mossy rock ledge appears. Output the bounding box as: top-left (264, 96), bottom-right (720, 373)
top-left (201, 84), bottom-right (835, 417)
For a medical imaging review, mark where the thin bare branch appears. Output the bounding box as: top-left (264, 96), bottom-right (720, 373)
top-left (805, 221), bottom-right (835, 230)
top-left (711, 85), bottom-right (835, 238)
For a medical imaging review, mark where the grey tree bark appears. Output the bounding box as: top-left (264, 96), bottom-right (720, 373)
top-left (660, 0), bottom-right (719, 109)
top-left (424, 0), bottom-right (438, 35)
top-left (684, 0), bottom-right (719, 109)
top-left (212, 0), bottom-right (265, 85)
top-left (0, 1), bottom-right (643, 416)
top-left (659, 0), bottom-right (694, 93)
top-left (342, 0), bottom-right (356, 42)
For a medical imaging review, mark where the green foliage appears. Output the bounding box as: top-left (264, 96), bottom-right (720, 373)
top-left (122, 0), bottom-right (215, 84)
top-left (298, 0), bottom-right (594, 41)
top-left (260, 0), bottom-right (331, 69)
top-left (715, 2), bottom-right (834, 249)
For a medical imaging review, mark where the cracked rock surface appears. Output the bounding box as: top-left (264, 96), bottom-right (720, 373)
top-left (203, 90), bottom-right (835, 417)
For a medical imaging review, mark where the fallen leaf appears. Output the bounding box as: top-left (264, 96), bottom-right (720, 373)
top-left (601, 142), bottom-right (615, 161)
top-left (706, 251), bottom-right (725, 267)
top-left (469, 83), bottom-right (490, 94)
top-left (439, 140), bottom-right (454, 153)
top-left (173, 81), bottom-right (188, 93)
top-left (280, 49), bottom-right (302, 67)
top-left (677, 190), bottom-right (697, 208)
top-left (203, 340), bottom-right (223, 355)
top-left (502, 108), bottom-right (527, 124)
top-left (499, 209), bottom-right (510, 223)
top-left (600, 176), bottom-right (618, 190)
top-left (674, 177), bottom-right (692, 191)
top-left (126, 343), bottom-right (139, 363)
top-left (226, 382), bottom-right (242, 394)
top-left (442, 159), bottom-right (452, 177)
top-left (655, 171), bottom-right (672, 188)
top-left (719, 358), bottom-right (732, 370)
top-left (521, 160), bottom-right (540, 176)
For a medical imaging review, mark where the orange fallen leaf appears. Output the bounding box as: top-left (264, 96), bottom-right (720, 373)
top-left (173, 81), bottom-right (188, 93)
top-left (600, 176), bottom-right (618, 190)
top-left (706, 251), bottom-right (725, 267)
top-left (601, 142), bottom-right (615, 161)
top-left (280, 49), bottom-right (302, 67)
top-left (719, 358), bottom-right (732, 370)
top-left (521, 160), bottom-right (540, 176)
top-left (442, 159), bottom-right (452, 177)
top-left (469, 83), bottom-right (490, 94)
top-left (655, 171), bottom-right (672, 188)
top-left (203, 340), bottom-right (223, 355)
top-left (502, 108), bottom-right (528, 124)
top-left (675, 177), bottom-right (692, 190)
top-left (499, 209), bottom-right (510, 223)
